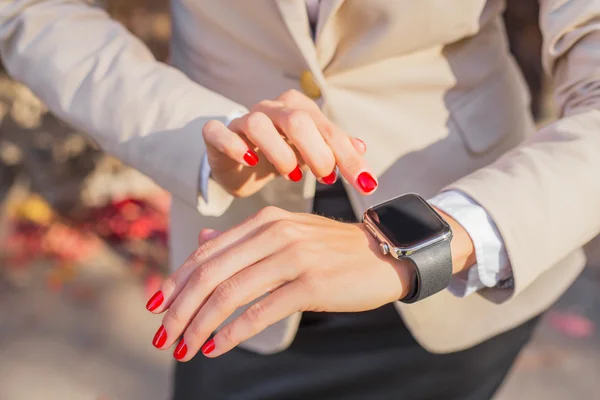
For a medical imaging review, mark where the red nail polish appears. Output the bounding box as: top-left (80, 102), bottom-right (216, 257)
top-left (288, 165), bottom-right (303, 182)
top-left (321, 170), bottom-right (337, 185)
top-left (152, 326), bottom-right (167, 348)
top-left (243, 150), bottom-right (259, 166)
top-left (174, 339), bottom-right (188, 360)
top-left (202, 339), bottom-right (215, 355)
top-left (357, 172), bottom-right (377, 193)
top-left (146, 291), bottom-right (164, 312)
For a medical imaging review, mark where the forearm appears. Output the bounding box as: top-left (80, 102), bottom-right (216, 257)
top-left (444, 27), bottom-right (600, 299)
top-left (0, 0), bottom-right (244, 212)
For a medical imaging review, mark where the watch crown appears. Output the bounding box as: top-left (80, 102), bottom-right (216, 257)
top-left (379, 242), bottom-right (390, 255)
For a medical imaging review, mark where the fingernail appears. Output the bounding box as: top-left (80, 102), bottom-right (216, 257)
top-left (243, 150), bottom-right (259, 166)
top-left (288, 165), bottom-right (303, 182)
top-left (357, 172), bottom-right (378, 193)
top-left (152, 326), bottom-right (167, 348)
top-left (146, 291), bottom-right (164, 312)
top-left (174, 339), bottom-right (188, 360)
top-left (321, 170), bottom-right (337, 185)
top-left (201, 339), bottom-right (215, 355)
top-left (356, 138), bottom-right (367, 151)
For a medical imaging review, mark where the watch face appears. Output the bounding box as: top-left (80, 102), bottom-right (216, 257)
top-left (365, 194), bottom-right (450, 250)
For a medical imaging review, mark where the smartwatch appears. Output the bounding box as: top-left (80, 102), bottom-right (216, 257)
top-left (363, 193), bottom-right (453, 303)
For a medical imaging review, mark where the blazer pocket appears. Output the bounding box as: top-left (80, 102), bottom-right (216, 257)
top-left (449, 69), bottom-right (530, 155)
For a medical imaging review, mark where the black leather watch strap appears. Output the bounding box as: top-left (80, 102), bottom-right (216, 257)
top-left (401, 239), bottom-right (453, 303)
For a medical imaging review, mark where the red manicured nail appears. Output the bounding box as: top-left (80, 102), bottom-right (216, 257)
top-left (174, 339), bottom-right (188, 360)
top-left (202, 339), bottom-right (215, 355)
top-left (357, 172), bottom-right (377, 193)
top-left (321, 170), bottom-right (337, 185)
top-left (243, 150), bottom-right (259, 166)
top-left (146, 291), bottom-right (164, 312)
top-left (152, 326), bottom-right (167, 348)
top-left (288, 165), bottom-right (303, 182)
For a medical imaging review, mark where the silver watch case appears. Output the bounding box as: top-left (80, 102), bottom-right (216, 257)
top-left (362, 194), bottom-right (453, 259)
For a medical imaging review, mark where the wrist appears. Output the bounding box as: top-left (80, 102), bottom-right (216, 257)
top-left (433, 207), bottom-right (477, 274)
top-left (358, 223), bottom-right (415, 300)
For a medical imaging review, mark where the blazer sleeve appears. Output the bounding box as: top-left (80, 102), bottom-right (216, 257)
top-left (0, 0), bottom-right (242, 215)
top-left (444, 0), bottom-right (600, 303)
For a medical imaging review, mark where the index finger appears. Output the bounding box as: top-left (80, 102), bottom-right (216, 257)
top-left (315, 119), bottom-right (378, 194)
top-left (278, 90), bottom-right (378, 194)
top-left (145, 206), bottom-right (291, 314)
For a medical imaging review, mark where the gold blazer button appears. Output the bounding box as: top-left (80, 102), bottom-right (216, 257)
top-left (300, 70), bottom-right (322, 99)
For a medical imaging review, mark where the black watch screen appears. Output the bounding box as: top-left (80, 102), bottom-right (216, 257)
top-left (365, 194), bottom-right (450, 249)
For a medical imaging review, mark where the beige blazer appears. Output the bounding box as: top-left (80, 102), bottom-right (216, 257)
top-left (2, 0), bottom-right (599, 354)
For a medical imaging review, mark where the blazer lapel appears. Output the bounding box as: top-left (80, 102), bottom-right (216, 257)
top-left (315, 0), bottom-right (344, 41)
top-left (275, 0), bottom-right (319, 67)
top-left (275, 0), bottom-right (345, 71)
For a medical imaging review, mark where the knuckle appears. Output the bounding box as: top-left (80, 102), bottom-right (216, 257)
top-left (188, 265), bottom-right (212, 287)
top-left (272, 220), bottom-right (303, 241)
top-left (214, 279), bottom-right (238, 304)
top-left (279, 89), bottom-right (303, 104)
top-left (284, 110), bottom-right (311, 131)
top-left (186, 322), bottom-right (204, 339)
top-left (220, 324), bottom-right (237, 344)
top-left (256, 205), bottom-right (286, 222)
top-left (244, 112), bottom-right (270, 133)
top-left (254, 99), bottom-right (281, 110)
top-left (190, 242), bottom-right (212, 264)
top-left (256, 100), bottom-right (272, 109)
top-left (244, 302), bottom-right (268, 326)
top-left (202, 120), bottom-right (224, 138)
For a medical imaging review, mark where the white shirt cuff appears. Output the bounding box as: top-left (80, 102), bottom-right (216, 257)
top-left (198, 109), bottom-right (248, 203)
top-left (428, 190), bottom-right (512, 298)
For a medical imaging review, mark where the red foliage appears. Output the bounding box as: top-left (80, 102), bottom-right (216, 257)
top-left (1, 195), bottom-right (171, 287)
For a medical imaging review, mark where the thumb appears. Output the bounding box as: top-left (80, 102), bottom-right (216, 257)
top-left (197, 228), bottom-right (222, 245)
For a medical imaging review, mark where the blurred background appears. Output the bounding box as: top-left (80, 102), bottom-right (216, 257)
top-left (0, 1), bottom-right (599, 399)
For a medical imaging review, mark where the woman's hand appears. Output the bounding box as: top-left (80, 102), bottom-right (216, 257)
top-left (146, 207), bottom-right (413, 361)
top-left (202, 89), bottom-right (376, 197)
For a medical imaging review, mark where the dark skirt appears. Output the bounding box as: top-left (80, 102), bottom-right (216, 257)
top-left (172, 182), bottom-right (541, 400)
